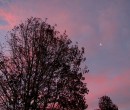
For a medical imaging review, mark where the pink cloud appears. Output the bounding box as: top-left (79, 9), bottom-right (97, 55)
top-left (85, 69), bottom-right (130, 109)
top-left (0, 1), bottom-right (95, 43)
top-left (0, 8), bottom-right (18, 30)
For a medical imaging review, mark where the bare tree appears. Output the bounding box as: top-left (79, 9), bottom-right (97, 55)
top-left (98, 95), bottom-right (118, 110)
top-left (0, 17), bottom-right (89, 110)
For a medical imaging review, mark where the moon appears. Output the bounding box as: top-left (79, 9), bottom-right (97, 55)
top-left (99, 43), bottom-right (103, 46)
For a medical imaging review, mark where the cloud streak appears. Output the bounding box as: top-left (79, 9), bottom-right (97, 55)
top-left (86, 69), bottom-right (130, 109)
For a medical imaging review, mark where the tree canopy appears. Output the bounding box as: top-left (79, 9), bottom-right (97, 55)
top-left (98, 95), bottom-right (118, 110)
top-left (0, 17), bottom-right (89, 110)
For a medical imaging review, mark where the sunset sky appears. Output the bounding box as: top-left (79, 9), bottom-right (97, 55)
top-left (0, 0), bottom-right (130, 109)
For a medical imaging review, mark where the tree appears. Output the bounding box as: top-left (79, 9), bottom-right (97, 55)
top-left (98, 95), bottom-right (118, 110)
top-left (0, 17), bottom-right (89, 110)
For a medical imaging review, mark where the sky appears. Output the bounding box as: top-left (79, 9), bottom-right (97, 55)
top-left (0, 0), bottom-right (130, 109)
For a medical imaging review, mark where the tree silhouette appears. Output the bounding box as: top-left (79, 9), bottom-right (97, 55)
top-left (0, 17), bottom-right (89, 110)
top-left (98, 95), bottom-right (118, 110)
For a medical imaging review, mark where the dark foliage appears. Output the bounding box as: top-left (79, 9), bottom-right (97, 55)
top-left (98, 95), bottom-right (118, 110)
top-left (0, 17), bottom-right (89, 110)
